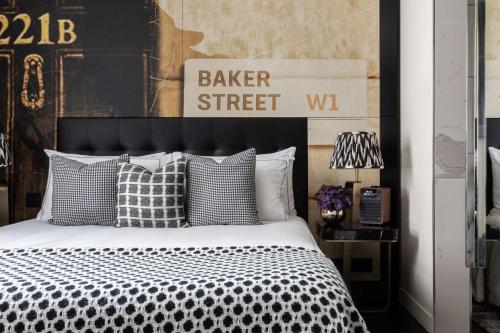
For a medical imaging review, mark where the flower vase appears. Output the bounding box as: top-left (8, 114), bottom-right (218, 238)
top-left (320, 209), bottom-right (345, 225)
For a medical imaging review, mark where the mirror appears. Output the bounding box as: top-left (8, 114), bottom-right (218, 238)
top-left (472, 0), bottom-right (500, 331)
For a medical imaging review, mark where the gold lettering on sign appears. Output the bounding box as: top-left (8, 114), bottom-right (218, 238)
top-left (0, 13), bottom-right (77, 45)
top-left (0, 15), bottom-right (10, 45)
top-left (306, 94), bottom-right (339, 112)
top-left (38, 13), bottom-right (54, 45)
top-left (57, 19), bottom-right (77, 44)
top-left (13, 14), bottom-right (34, 44)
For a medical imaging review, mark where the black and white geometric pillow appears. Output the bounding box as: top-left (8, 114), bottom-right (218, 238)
top-left (116, 157), bottom-right (188, 228)
top-left (185, 149), bottom-right (260, 226)
top-left (49, 154), bottom-right (129, 226)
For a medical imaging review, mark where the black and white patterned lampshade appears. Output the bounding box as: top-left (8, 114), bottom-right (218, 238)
top-left (0, 133), bottom-right (12, 167)
top-left (330, 131), bottom-right (384, 169)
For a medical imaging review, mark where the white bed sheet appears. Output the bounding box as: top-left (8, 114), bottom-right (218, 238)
top-left (486, 212), bottom-right (500, 307)
top-left (0, 217), bottom-right (319, 251)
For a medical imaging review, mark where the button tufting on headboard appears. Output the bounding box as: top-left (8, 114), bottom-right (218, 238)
top-left (57, 117), bottom-right (308, 220)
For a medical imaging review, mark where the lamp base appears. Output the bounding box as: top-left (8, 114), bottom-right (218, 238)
top-left (344, 180), bottom-right (363, 225)
top-left (344, 180), bottom-right (362, 189)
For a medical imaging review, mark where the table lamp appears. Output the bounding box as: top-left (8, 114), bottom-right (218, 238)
top-left (329, 131), bottom-right (384, 183)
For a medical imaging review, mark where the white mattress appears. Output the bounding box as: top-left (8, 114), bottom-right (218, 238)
top-left (0, 216), bottom-right (319, 251)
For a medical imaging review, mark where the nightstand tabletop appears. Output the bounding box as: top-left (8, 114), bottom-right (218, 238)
top-left (318, 221), bottom-right (399, 243)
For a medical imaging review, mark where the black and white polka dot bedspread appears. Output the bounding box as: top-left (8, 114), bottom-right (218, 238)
top-left (0, 246), bottom-right (368, 333)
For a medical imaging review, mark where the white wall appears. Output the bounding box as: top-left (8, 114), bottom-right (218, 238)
top-left (400, 0), bottom-right (435, 331)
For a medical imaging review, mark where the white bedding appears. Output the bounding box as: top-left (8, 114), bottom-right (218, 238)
top-left (0, 216), bottom-right (319, 251)
top-left (486, 212), bottom-right (500, 307)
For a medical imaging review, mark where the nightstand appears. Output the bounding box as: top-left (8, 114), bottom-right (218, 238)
top-left (314, 220), bottom-right (399, 312)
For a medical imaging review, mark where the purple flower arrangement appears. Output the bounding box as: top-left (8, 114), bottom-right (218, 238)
top-left (314, 185), bottom-right (353, 211)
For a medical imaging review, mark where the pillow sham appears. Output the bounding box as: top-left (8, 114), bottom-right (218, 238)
top-left (257, 147), bottom-right (297, 216)
top-left (37, 150), bottom-right (165, 221)
top-left (202, 147), bottom-right (296, 221)
top-left (185, 149), bottom-right (259, 226)
top-left (489, 146), bottom-right (500, 213)
top-left (116, 157), bottom-right (188, 228)
top-left (49, 154), bottom-right (129, 226)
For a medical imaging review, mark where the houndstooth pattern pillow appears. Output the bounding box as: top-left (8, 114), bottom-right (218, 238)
top-left (185, 149), bottom-right (260, 226)
top-left (116, 157), bottom-right (188, 228)
top-left (49, 154), bottom-right (129, 226)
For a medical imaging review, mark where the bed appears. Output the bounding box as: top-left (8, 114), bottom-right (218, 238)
top-left (486, 118), bottom-right (500, 307)
top-left (0, 118), bottom-right (368, 332)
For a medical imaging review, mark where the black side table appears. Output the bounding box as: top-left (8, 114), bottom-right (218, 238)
top-left (315, 220), bottom-right (399, 312)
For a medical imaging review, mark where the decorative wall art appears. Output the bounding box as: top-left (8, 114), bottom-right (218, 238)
top-left (0, 0), bottom-right (383, 225)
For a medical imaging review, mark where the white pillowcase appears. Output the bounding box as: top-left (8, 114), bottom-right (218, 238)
top-left (256, 147), bottom-right (297, 217)
top-left (490, 147), bottom-right (500, 215)
top-left (203, 147), bottom-right (296, 221)
top-left (161, 152), bottom-right (184, 165)
top-left (37, 150), bottom-right (166, 221)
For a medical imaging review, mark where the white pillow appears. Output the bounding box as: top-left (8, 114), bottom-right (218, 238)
top-left (161, 151), bottom-right (184, 165)
top-left (256, 147), bottom-right (297, 217)
top-left (490, 147), bottom-right (500, 214)
top-left (202, 147), bottom-right (296, 221)
top-left (37, 150), bottom-right (166, 221)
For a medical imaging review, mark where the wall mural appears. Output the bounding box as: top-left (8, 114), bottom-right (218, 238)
top-left (0, 0), bottom-right (381, 274)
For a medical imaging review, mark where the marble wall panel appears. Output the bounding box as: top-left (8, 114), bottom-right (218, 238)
top-left (434, 2), bottom-right (469, 333)
top-left (434, 22), bottom-right (467, 179)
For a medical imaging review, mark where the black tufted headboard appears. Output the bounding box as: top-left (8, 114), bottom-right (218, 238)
top-left (57, 117), bottom-right (308, 220)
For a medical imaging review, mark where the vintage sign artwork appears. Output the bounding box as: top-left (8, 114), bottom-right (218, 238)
top-left (184, 59), bottom-right (368, 118)
top-left (0, 0), bottom-right (380, 224)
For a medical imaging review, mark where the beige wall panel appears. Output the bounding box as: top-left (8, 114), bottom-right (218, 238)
top-left (308, 118), bottom-right (380, 145)
top-left (162, 0), bottom-right (379, 72)
top-left (486, 60), bottom-right (500, 117)
top-left (156, 0), bottom-right (223, 116)
top-left (486, 0), bottom-right (500, 116)
top-left (155, 0), bottom-right (380, 118)
top-left (368, 79), bottom-right (380, 117)
top-left (155, 80), bottom-right (183, 117)
top-left (486, 0), bottom-right (500, 62)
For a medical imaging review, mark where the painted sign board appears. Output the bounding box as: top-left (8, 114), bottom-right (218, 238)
top-left (184, 59), bottom-right (367, 118)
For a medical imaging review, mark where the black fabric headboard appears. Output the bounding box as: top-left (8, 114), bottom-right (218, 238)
top-left (57, 117), bottom-right (309, 220)
top-left (487, 118), bottom-right (500, 212)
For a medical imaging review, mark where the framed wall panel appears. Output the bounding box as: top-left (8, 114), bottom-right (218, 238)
top-left (56, 50), bottom-right (150, 118)
top-left (0, 51), bottom-right (14, 138)
top-left (0, 51), bottom-right (15, 222)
